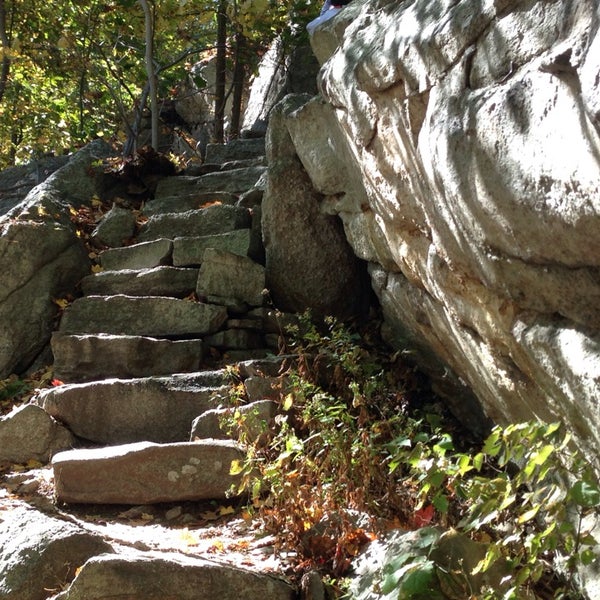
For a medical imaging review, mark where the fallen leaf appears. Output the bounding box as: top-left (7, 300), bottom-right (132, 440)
top-left (179, 528), bottom-right (200, 546)
top-left (207, 540), bottom-right (225, 553)
top-left (52, 298), bottom-right (71, 310)
top-left (412, 504), bottom-right (435, 527)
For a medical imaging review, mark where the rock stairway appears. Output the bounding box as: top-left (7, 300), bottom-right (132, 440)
top-left (2, 138), bottom-right (297, 599)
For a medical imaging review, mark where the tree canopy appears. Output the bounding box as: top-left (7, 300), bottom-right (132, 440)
top-left (0, 0), bottom-right (316, 168)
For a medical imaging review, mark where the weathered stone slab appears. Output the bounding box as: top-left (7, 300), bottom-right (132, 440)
top-left (0, 506), bottom-right (113, 600)
top-left (36, 372), bottom-right (229, 444)
top-left (80, 266), bottom-right (198, 297)
top-left (90, 204), bottom-right (136, 247)
top-left (205, 138), bottom-right (266, 163)
top-left (204, 328), bottom-right (264, 351)
top-left (138, 204), bottom-right (251, 242)
top-left (58, 295), bottom-right (227, 337)
top-left (197, 248), bottom-right (266, 307)
top-left (191, 400), bottom-right (278, 441)
top-left (53, 440), bottom-right (245, 504)
top-left (143, 191), bottom-right (238, 216)
top-left (154, 166), bottom-right (266, 198)
top-left (54, 550), bottom-right (295, 600)
top-left (99, 238), bottom-right (173, 270)
top-left (172, 229), bottom-right (252, 266)
top-left (0, 404), bottom-right (75, 464)
top-left (51, 333), bottom-right (204, 383)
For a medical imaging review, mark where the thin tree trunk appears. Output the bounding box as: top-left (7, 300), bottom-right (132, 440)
top-left (139, 0), bottom-right (158, 150)
top-left (0, 0), bottom-right (12, 104)
top-left (229, 31), bottom-right (245, 140)
top-left (214, 0), bottom-right (227, 144)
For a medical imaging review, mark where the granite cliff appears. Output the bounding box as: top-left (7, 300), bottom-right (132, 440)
top-left (264, 0), bottom-right (600, 450)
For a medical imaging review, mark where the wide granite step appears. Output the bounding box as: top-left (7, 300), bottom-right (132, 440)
top-left (153, 166), bottom-right (266, 198)
top-left (143, 190), bottom-right (238, 216)
top-left (137, 204), bottom-right (251, 242)
top-left (51, 332), bottom-right (205, 383)
top-left (35, 371), bottom-right (230, 444)
top-left (80, 266), bottom-right (199, 297)
top-left (58, 295), bottom-right (228, 338)
top-left (204, 138), bottom-right (266, 164)
top-left (52, 440), bottom-right (244, 504)
top-left (54, 550), bottom-right (295, 600)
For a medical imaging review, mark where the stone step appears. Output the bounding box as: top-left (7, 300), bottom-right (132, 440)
top-left (137, 204), bottom-right (251, 242)
top-left (58, 295), bottom-right (228, 338)
top-left (51, 333), bottom-right (204, 383)
top-left (143, 190), bottom-right (238, 216)
top-left (0, 506), bottom-right (113, 600)
top-left (36, 371), bottom-right (230, 444)
top-left (204, 138), bottom-right (266, 164)
top-left (100, 238), bottom-right (173, 271)
top-left (172, 229), bottom-right (253, 266)
top-left (197, 248), bottom-right (266, 308)
top-left (54, 550), bottom-right (295, 600)
top-left (53, 440), bottom-right (244, 504)
top-left (185, 155), bottom-right (266, 176)
top-left (154, 166), bottom-right (266, 198)
top-left (80, 266), bottom-right (198, 297)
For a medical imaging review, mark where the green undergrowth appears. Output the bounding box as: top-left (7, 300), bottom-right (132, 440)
top-left (223, 313), bottom-right (599, 599)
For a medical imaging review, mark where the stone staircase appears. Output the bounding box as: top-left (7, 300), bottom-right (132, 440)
top-left (18, 138), bottom-right (298, 599)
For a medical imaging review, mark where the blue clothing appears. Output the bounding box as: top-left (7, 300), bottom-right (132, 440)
top-left (307, 1), bottom-right (342, 35)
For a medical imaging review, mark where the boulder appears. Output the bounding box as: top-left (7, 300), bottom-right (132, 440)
top-left (58, 295), bottom-right (228, 337)
top-left (241, 36), bottom-right (319, 137)
top-left (0, 404), bottom-right (75, 464)
top-left (53, 550), bottom-right (295, 600)
top-left (90, 204), bottom-right (136, 247)
top-left (302, 0), bottom-right (600, 458)
top-left (190, 399), bottom-right (278, 441)
top-left (0, 155), bottom-right (69, 216)
top-left (0, 220), bottom-right (89, 377)
top-left (0, 506), bottom-right (113, 600)
top-left (197, 248), bottom-right (266, 307)
top-left (262, 94), bottom-right (371, 320)
top-left (53, 440), bottom-right (245, 504)
top-left (36, 372), bottom-right (229, 444)
top-left (51, 333), bottom-right (204, 383)
top-left (0, 143), bottom-right (111, 377)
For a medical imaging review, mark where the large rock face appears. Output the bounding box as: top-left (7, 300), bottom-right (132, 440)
top-left (0, 141), bottom-right (113, 377)
top-left (288, 0), bottom-right (600, 447)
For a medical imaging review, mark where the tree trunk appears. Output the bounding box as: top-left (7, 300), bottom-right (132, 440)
top-left (0, 0), bottom-right (12, 104)
top-left (229, 31), bottom-right (246, 140)
top-left (139, 0), bottom-right (158, 150)
top-left (214, 0), bottom-right (227, 144)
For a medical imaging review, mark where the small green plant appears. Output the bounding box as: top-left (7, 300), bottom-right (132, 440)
top-left (386, 420), bottom-right (599, 598)
top-left (223, 313), bottom-right (598, 598)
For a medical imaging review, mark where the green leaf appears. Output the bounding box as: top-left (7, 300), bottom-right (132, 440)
top-left (570, 480), bottom-right (600, 507)
top-left (398, 562), bottom-right (436, 598)
top-left (414, 527), bottom-right (440, 549)
top-left (483, 430), bottom-right (501, 457)
top-left (517, 505), bottom-right (540, 524)
top-left (432, 493), bottom-right (449, 514)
